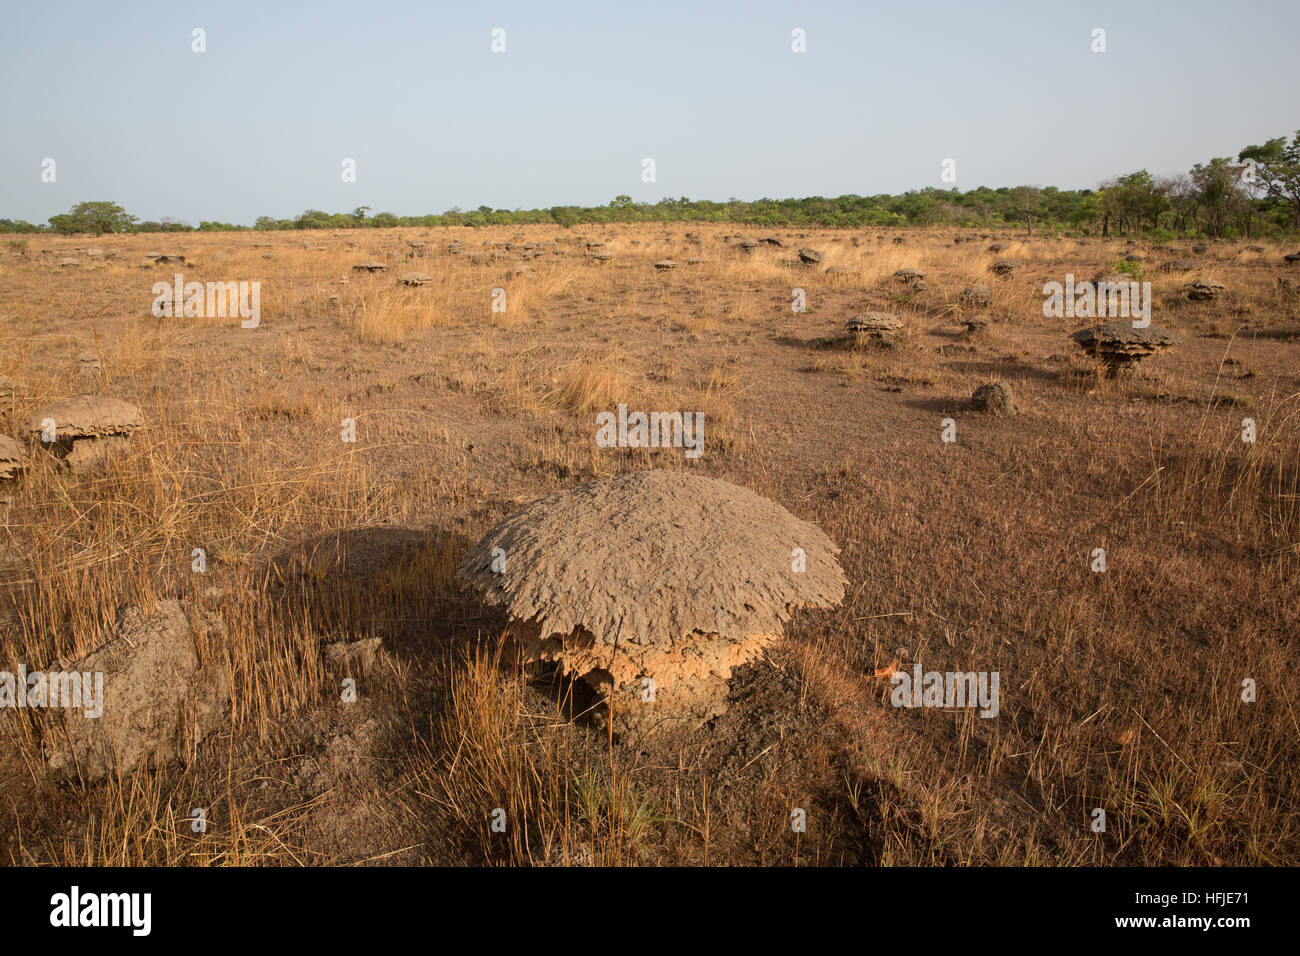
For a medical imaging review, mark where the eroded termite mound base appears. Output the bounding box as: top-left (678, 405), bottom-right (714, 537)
top-left (509, 622), bottom-right (779, 736)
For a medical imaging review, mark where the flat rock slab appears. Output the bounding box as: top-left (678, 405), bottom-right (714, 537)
top-left (25, 396), bottom-right (142, 440)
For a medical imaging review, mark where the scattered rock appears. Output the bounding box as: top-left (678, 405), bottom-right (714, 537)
top-left (846, 311), bottom-right (902, 345)
top-left (797, 248), bottom-right (824, 265)
top-left (323, 637), bottom-right (385, 677)
top-left (396, 272), bottom-right (432, 287)
top-left (24, 395), bottom-right (142, 473)
top-left (44, 599), bottom-right (230, 781)
top-left (961, 284), bottom-right (992, 308)
top-left (654, 260), bottom-right (677, 271)
top-left (1092, 271), bottom-right (1134, 286)
top-left (77, 352), bottom-right (102, 384)
top-left (0, 434), bottom-right (20, 479)
top-left (893, 268), bottom-right (926, 285)
top-left (1186, 278), bottom-right (1225, 301)
top-left (352, 262), bottom-right (388, 273)
top-left (971, 381), bottom-right (1015, 414)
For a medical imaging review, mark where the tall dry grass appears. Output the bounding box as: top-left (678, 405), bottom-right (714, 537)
top-left (2, 223), bottom-right (1298, 867)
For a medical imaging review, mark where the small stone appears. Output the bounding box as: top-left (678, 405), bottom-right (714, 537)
top-left (971, 381), bottom-right (1015, 414)
top-left (45, 599), bottom-right (230, 781)
top-left (324, 637), bottom-right (385, 677)
top-left (846, 311), bottom-right (902, 344)
top-left (1186, 279), bottom-right (1225, 301)
top-left (0, 434), bottom-right (20, 479)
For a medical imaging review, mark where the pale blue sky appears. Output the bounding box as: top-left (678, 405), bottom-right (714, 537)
top-left (1, 0), bottom-right (1296, 225)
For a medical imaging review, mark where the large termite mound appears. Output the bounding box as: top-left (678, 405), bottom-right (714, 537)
top-left (457, 470), bottom-right (847, 736)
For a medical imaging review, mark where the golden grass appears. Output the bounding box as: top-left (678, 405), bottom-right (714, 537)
top-left (1, 223), bottom-right (1297, 867)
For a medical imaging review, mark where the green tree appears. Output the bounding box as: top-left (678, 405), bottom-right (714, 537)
top-left (48, 200), bottom-right (137, 235)
top-left (295, 209), bottom-right (332, 229)
top-left (1010, 185), bottom-right (1040, 233)
top-left (0, 219), bottom-right (40, 233)
top-left (1239, 132), bottom-right (1300, 227)
top-left (1190, 158), bottom-right (1250, 237)
top-left (1096, 172), bottom-right (1167, 235)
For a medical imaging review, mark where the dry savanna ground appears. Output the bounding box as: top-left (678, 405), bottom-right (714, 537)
top-left (0, 224), bottom-right (1297, 866)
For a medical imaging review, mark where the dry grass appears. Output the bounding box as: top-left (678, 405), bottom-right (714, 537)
top-left (1, 224), bottom-right (1297, 867)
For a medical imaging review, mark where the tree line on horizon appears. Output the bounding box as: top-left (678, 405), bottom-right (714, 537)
top-left (5, 131), bottom-right (1298, 241)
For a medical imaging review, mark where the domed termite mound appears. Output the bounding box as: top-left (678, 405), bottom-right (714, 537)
top-left (456, 470), bottom-right (847, 737)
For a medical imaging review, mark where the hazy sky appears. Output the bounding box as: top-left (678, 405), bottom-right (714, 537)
top-left (1, 0), bottom-right (1296, 225)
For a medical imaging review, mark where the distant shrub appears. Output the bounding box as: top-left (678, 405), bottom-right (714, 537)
top-left (1113, 259), bottom-right (1144, 280)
